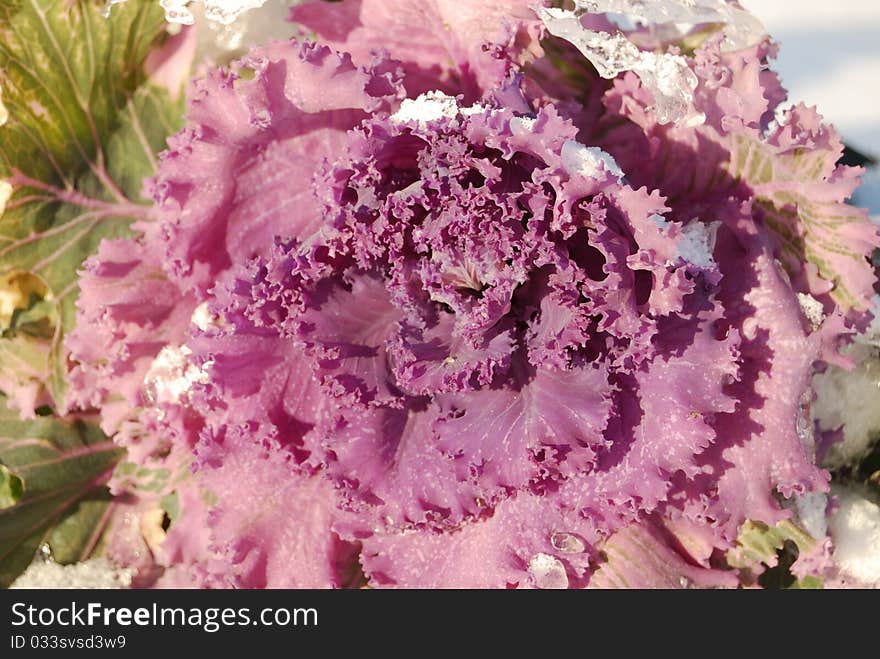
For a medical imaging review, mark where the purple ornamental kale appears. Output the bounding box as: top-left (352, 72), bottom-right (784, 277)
top-left (66, 1), bottom-right (878, 588)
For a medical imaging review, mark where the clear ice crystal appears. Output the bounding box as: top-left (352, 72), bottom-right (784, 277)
top-left (550, 532), bottom-right (587, 554)
top-left (539, 1), bottom-right (765, 125)
top-left (538, 7), bottom-right (701, 126)
top-left (528, 553), bottom-right (570, 589)
top-left (576, 0), bottom-right (765, 51)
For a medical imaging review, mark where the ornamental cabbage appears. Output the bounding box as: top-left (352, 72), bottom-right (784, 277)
top-left (37, 0), bottom-right (880, 587)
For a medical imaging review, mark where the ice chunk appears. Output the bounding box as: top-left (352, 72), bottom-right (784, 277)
top-left (794, 491), bottom-right (828, 540)
top-left (550, 532), bottom-right (587, 554)
top-left (106, 1), bottom-right (271, 26)
top-left (160, 1), bottom-right (269, 25)
top-left (538, 7), bottom-right (701, 125)
top-left (528, 553), bottom-right (570, 589)
top-left (575, 1), bottom-right (765, 51)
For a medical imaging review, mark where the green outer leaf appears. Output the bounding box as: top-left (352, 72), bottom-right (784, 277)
top-left (45, 492), bottom-right (113, 563)
top-left (0, 1), bottom-right (166, 185)
top-left (0, 1), bottom-right (182, 410)
top-left (0, 395), bottom-right (124, 587)
top-left (727, 134), bottom-right (877, 312)
top-left (0, 464), bottom-right (23, 508)
top-left (791, 575), bottom-right (823, 589)
top-left (727, 519), bottom-right (816, 569)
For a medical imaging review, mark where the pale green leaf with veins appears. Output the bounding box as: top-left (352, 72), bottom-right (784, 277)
top-left (0, 0), bottom-right (184, 411)
top-left (727, 519), bottom-right (824, 588)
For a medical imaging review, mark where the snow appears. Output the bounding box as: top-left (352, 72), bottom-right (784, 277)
top-left (561, 140), bottom-right (624, 179)
top-left (143, 345), bottom-right (212, 406)
top-left (828, 487), bottom-right (880, 586)
top-left (648, 214), bottom-right (718, 269)
top-left (391, 91), bottom-right (461, 126)
top-left (797, 293), bottom-right (826, 330)
top-left (678, 221), bottom-right (718, 270)
top-left (509, 116), bottom-right (537, 134)
top-left (795, 491), bottom-right (828, 540)
top-left (813, 341), bottom-right (880, 470)
top-left (11, 556), bottom-right (131, 589)
top-left (190, 301), bottom-right (215, 332)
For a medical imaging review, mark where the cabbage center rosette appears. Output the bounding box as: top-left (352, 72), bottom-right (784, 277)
top-left (186, 87), bottom-right (745, 586)
top-left (65, 2), bottom-right (877, 588)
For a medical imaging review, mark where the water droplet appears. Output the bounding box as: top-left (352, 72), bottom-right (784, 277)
top-left (679, 576), bottom-right (693, 589)
top-left (250, 109), bottom-right (272, 129)
top-left (550, 532), bottom-right (586, 554)
top-left (528, 553), bottom-right (569, 589)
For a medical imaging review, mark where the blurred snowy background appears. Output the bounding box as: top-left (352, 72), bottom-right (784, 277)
top-left (742, 0), bottom-right (880, 158)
